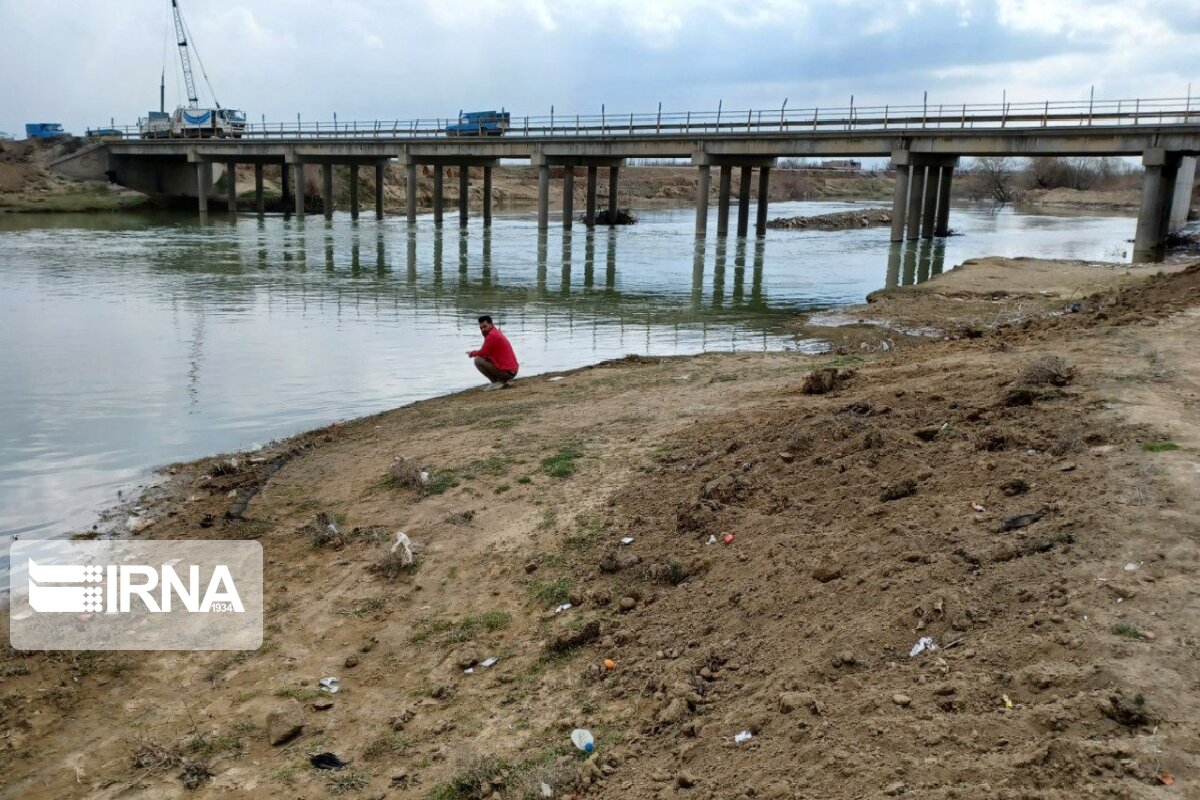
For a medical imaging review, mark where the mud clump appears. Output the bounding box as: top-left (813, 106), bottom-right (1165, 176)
top-left (801, 367), bottom-right (844, 395)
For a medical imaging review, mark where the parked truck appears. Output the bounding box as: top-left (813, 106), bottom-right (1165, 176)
top-left (139, 107), bottom-right (246, 139)
top-left (445, 110), bottom-right (510, 137)
top-left (25, 123), bottom-right (68, 140)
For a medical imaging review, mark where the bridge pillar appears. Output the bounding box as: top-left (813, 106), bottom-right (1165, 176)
top-left (920, 166), bottom-right (939, 239)
top-left (563, 165), bottom-right (574, 230)
top-left (433, 164), bottom-right (444, 226)
top-left (375, 163), bottom-right (385, 220)
top-left (350, 165), bottom-right (360, 220)
top-left (281, 164), bottom-right (291, 214)
top-left (608, 166), bottom-right (619, 224)
top-left (226, 162), bottom-right (237, 213)
top-left (458, 166), bottom-right (469, 228)
top-left (585, 165), bottom-right (598, 226)
top-left (483, 166), bottom-right (493, 226)
top-left (906, 165), bottom-right (926, 241)
top-left (537, 164), bottom-right (549, 230)
top-left (254, 164), bottom-right (264, 214)
top-left (755, 165), bottom-right (771, 237)
top-left (196, 162), bottom-right (209, 214)
top-left (1169, 156), bottom-right (1197, 233)
top-left (1134, 149), bottom-right (1181, 262)
top-left (716, 165), bottom-right (732, 237)
top-left (934, 165), bottom-right (955, 236)
top-left (889, 152), bottom-right (911, 242)
top-left (405, 163), bottom-right (417, 223)
top-left (695, 165), bottom-right (711, 237)
top-left (736, 166), bottom-right (752, 237)
top-left (322, 164), bottom-right (334, 219)
top-left (293, 163), bottom-right (305, 217)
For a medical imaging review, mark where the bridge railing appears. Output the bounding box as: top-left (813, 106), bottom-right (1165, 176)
top-left (90, 96), bottom-right (1200, 140)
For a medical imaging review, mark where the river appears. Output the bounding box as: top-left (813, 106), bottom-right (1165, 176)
top-left (0, 200), bottom-right (1136, 542)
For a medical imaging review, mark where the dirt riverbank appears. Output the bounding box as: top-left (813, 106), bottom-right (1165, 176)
top-left (2, 256), bottom-right (1199, 799)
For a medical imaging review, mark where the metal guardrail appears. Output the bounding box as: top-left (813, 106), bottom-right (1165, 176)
top-left (92, 96), bottom-right (1200, 140)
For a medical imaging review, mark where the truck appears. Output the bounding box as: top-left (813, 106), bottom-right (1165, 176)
top-left (139, 107), bottom-right (246, 139)
top-left (25, 123), bottom-right (68, 140)
top-left (445, 110), bottom-right (510, 137)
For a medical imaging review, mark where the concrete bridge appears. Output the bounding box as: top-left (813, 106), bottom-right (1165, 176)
top-left (55, 96), bottom-right (1200, 261)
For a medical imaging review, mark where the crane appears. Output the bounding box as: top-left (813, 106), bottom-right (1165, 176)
top-left (171, 0), bottom-right (200, 107)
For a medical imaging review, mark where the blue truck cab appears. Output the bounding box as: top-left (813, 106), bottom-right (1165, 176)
top-left (445, 110), bottom-right (510, 137)
top-left (25, 123), bottom-right (67, 139)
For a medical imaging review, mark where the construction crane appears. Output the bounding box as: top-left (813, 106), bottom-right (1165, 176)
top-left (172, 0), bottom-right (200, 107)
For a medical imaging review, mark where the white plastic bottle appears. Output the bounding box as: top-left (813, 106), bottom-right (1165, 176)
top-left (570, 728), bottom-right (595, 753)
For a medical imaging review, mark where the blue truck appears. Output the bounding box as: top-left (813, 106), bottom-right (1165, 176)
top-left (25, 123), bottom-right (68, 139)
top-left (444, 110), bottom-right (510, 137)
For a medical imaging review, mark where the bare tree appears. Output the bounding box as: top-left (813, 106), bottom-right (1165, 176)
top-left (972, 157), bottom-right (1018, 203)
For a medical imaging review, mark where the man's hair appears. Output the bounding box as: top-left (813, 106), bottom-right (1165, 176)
top-left (477, 315), bottom-right (493, 324)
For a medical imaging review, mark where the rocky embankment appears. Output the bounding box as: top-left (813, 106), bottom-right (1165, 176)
top-left (767, 207), bottom-right (891, 230)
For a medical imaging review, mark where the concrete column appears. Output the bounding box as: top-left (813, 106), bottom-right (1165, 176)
top-left (934, 166), bottom-right (955, 236)
top-left (608, 166), bottom-right (619, 222)
top-left (562, 165), bottom-right (574, 230)
top-left (405, 163), bottom-right (417, 223)
top-left (458, 166), bottom-right (469, 227)
top-left (695, 164), bottom-right (711, 237)
top-left (890, 159), bottom-right (911, 242)
top-left (717, 165), bottom-right (732, 237)
top-left (537, 164), bottom-right (550, 230)
top-left (349, 164), bottom-right (360, 220)
top-left (226, 162), bottom-right (237, 213)
top-left (293, 163), bottom-right (305, 216)
top-left (322, 163), bottom-right (334, 219)
top-left (433, 164), bottom-right (444, 226)
top-left (254, 163), bottom-right (264, 214)
top-left (375, 163), bottom-right (385, 220)
top-left (1133, 150), bottom-right (1177, 262)
top-left (755, 166), bottom-right (771, 236)
top-left (1169, 156), bottom-right (1197, 233)
top-left (483, 166), bottom-right (493, 226)
top-left (197, 162), bottom-right (208, 214)
top-left (906, 165), bottom-right (926, 241)
top-left (920, 166), bottom-right (939, 239)
top-left (280, 163), bottom-right (291, 212)
top-left (585, 165), bottom-right (598, 226)
top-left (736, 166), bottom-right (752, 238)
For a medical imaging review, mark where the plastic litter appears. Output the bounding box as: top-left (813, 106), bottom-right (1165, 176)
top-left (1159, 774), bottom-right (1175, 786)
top-left (909, 637), bottom-right (938, 658)
top-left (540, 781), bottom-right (554, 797)
top-left (971, 503), bottom-right (986, 513)
top-left (419, 471), bottom-right (430, 485)
top-left (1003, 694), bottom-right (1013, 710)
top-left (707, 535), bottom-right (717, 545)
top-left (620, 537), bottom-right (634, 545)
top-left (733, 731), bottom-right (754, 744)
top-left (554, 603), bottom-right (572, 614)
top-left (463, 667), bottom-right (475, 674)
top-left (310, 752), bottom-right (349, 770)
top-left (1123, 562), bottom-right (1140, 571)
top-left (723, 534), bottom-right (735, 545)
top-left (480, 657), bottom-right (499, 668)
top-left (318, 676), bottom-right (341, 694)
top-left (548, 376), bottom-right (565, 382)
top-left (391, 531), bottom-right (414, 567)
top-left (603, 658), bottom-right (616, 670)
top-left (570, 728), bottom-right (595, 753)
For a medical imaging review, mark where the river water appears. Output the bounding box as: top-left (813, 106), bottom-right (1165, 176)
top-left (0, 201), bottom-right (1136, 541)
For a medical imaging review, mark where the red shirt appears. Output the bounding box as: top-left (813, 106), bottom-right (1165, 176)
top-left (470, 327), bottom-right (519, 373)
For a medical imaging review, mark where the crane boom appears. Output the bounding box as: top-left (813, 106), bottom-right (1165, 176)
top-left (171, 0), bottom-right (199, 107)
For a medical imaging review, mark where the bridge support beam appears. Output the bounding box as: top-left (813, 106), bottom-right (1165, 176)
top-left (934, 165), bottom-right (955, 236)
top-left (350, 164), bottom-right (360, 219)
top-left (920, 166), bottom-right (939, 239)
top-left (537, 164), bottom-right (549, 230)
top-left (906, 165), bottom-right (926, 241)
top-left (562, 166), bottom-right (574, 230)
top-left (1169, 156), bottom-right (1197, 233)
top-left (405, 163), bottom-right (417, 223)
top-left (226, 162), bottom-right (236, 213)
top-left (322, 163), bottom-right (334, 219)
top-left (585, 165), bottom-right (598, 226)
top-left (890, 152), bottom-right (911, 242)
top-left (254, 164), bottom-right (264, 214)
top-left (483, 166), bottom-right (493, 226)
top-left (375, 162), bottom-right (385, 220)
top-left (695, 165), bottom-right (710, 236)
top-left (293, 163), bottom-right (305, 217)
top-left (281, 164), bottom-right (290, 214)
top-left (608, 166), bottom-right (619, 224)
top-left (716, 165), bottom-right (732, 237)
top-left (1134, 149), bottom-right (1181, 262)
top-left (458, 166), bottom-right (469, 228)
top-left (433, 164), bottom-right (444, 226)
top-left (755, 165), bottom-right (771, 237)
top-left (736, 166), bottom-right (752, 237)
top-left (196, 162), bottom-right (209, 214)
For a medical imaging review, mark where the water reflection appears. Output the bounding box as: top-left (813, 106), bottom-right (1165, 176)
top-left (886, 240), bottom-right (947, 289)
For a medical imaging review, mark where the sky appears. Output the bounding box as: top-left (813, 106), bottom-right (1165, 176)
top-left (1, 0), bottom-right (1198, 137)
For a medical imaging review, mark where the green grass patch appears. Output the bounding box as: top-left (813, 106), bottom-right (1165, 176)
top-left (425, 470), bottom-right (461, 495)
top-left (1142, 442), bottom-right (1180, 452)
top-left (494, 483), bottom-right (511, 495)
top-left (409, 611), bottom-right (513, 644)
top-left (273, 685), bottom-right (322, 702)
top-left (562, 518), bottom-right (606, 549)
top-left (1111, 621), bottom-right (1148, 640)
top-left (462, 455), bottom-right (511, 479)
top-left (541, 442), bottom-right (584, 478)
top-left (530, 577), bottom-right (573, 607)
top-left (339, 596), bottom-right (388, 619)
top-left (363, 733), bottom-right (414, 761)
top-left (517, 475), bottom-right (533, 485)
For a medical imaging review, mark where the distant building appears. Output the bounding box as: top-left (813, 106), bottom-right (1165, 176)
top-left (818, 159), bottom-right (862, 172)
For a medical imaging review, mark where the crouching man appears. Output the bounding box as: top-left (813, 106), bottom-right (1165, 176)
top-left (468, 315), bottom-right (519, 390)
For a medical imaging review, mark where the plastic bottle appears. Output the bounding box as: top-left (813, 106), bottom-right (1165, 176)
top-left (570, 728), bottom-right (595, 753)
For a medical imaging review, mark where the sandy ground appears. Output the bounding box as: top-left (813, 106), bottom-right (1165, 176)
top-left (2, 255), bottom-right (1199, 799)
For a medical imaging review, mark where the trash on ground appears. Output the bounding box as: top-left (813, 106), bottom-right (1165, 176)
top-left (463, 667), bottom-right (475, 674)
top-left (620, 536), bottom-right (635, 545)
top-left (540, 781), bottom-right (554, 797)
top-left (419, 471), bottom-right (430, 485)
top-left (126, 515), bottom-right (151, 534)
top-left (733, 731), bottom-right (754, 744)
top-left (390, 531), bottom-right (414, 567)
top-left (1159, 774), bottom-right (1175, 786)
top-left (1003, 694), bottom-right (1014, 710)
top-left (554, 603), bottom-right (572, 614)
top-left (972, 503), bottom-right (986, 513)
top-left (548, 376), bottom-right (565, 382)
top-left (1123, 562), bottom-right (1141, 571)
top-left (1000, 512), bottom-right (1043, 532)
top-left (909, 637), bottom-right (938, 658)
top-left (603, 658), bottom-right (616, 670)
top-left (480, 657), bottom-right (498, 668)
top-left (723, 533), bottom-right (735, 545)
top-left (707, 535), bottom-right (717, 545)
top-left (310, 752), bottom-right (349, 770)
top-left (318, 676), bottom-right (340, 694)
top-left (570, 728), bottom-right (595, 753)
top-left (674, 375), bottom-right (691, 381)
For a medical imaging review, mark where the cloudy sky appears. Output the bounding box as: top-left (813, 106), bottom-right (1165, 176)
top-left (1, 0), bottom-right (1197, 137)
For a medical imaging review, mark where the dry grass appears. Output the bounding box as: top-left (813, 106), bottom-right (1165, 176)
top-left (1020, 355), bottom-right (1075, 387)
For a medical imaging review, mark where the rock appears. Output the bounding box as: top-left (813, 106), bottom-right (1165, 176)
top-left (1058, 462), bottom-right (1078, 472)
top-left (658, 697), bottom-right (690, 724)
top-left (619, 596), bottom-right (638, 612)
top-left (880, 478), bottom-right (917, 502)
top-left (312, 698), bottom-right (335, 711)
top-left (455, 651), bottom-right (479, 670)
top-left (834, 650), bottom-right (858, 667)
top-left (779, 452), bottom-right (795, 463)
top-left (761, 780), bottom-right (791, 799)
top-left (812, 563), bottom-right (843, 583)
top-left (343, 655), bottom-right (359, 668)
top-left (266, 699), bottom-right (304, 745)
top-left (1000, 512), bottom-right (1043, 532)
top-left (801, 368), bottom-right (840, 395)
top-left (892, 693), bottom-right (912, 708)
top-left (884, 781), bottom-right (907, 796)
top-left (390, 707), bottom-right (415, 730)
top-left (525, 560), bottom-right (539, 574)
top-left (676, 770), bottom-right (698, 788)
top-left (779, 691), bottom-right (807, 713)
top-left (547, 620), bottom-right (602, 653)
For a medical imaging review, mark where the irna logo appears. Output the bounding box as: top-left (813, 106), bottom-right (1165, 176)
top-left (27, 559), bottom-right (244, 615)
